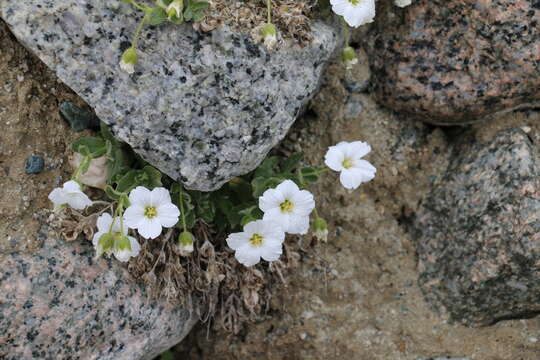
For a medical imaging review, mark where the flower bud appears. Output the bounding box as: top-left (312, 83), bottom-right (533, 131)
top-left (342, 46), bottom-right (358, 69)
top-left (114, 234), bottom-right (132, 252)
top-left (312, 216), bottom-right (328, 242)
top-left (120, 47), bottom-right (137, 74)
top-left (167, 0), bottom-right (184, 19)
top-left (261, 23), bottom-right (278, 50)
top-left (176, 231), bottom-right (194, 256)
top-left (97, 232), bottom-right (114, 257)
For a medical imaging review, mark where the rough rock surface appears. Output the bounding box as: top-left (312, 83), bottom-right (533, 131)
top-left (0, 0), bottom-right (339, 191)
top-left (414, 129), bottom-right (540, 326)
top-left (366, 0), bottom-right (540, 125)
top-left (0, 226), bottom-right (197, 360)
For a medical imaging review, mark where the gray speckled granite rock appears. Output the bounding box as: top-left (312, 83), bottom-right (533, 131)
top-left (0, 1), bottom-right (339, 191)
top-left (413, 129), bottom-right (540, 326)
top-left (0, 227), bottom-right (197, 360)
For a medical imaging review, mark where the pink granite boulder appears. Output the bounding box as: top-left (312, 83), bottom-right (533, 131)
top-left (366, 0), bottom-right (540, 125)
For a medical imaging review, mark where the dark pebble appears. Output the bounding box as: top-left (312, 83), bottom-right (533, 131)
top-left (25, 155), bottom-right (44, 174)
top-left (59, 101), bottom-right (100, 132)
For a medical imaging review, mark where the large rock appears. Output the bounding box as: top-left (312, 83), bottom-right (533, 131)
top-left (0, 227), bottom-right (197, 359)
top-left (0, 1), bottom-right (339, 191)
top-left (413, 129), bottom-right (540, 326)
top-left (366, 0), bottom-right (540, 125)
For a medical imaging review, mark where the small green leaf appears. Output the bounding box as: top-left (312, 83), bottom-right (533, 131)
top-left (105, 185), bottom-right (123, 201)
top-left (72, 137), bottom-right (107, 158)
top-left (299, 167), bottom-right (319, 184)
top-left (146, 7), bottom-right (168, 25)
top-left (116, 170), bottom-right (139, 193)
top-left (254, 156), bottom-right (279, 178)
top-left (142, 166), bottom-right (162, 188)
top-left (281, 152), bottom-right (303, 174)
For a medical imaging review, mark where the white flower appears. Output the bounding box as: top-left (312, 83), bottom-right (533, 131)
top-left (48, 180), bottom-right (93, 210)
top-left (324, 141), bottom-right (376, 190)
top-left (394, 0), bottom-right (412, 7)
top-left (124, 186), bottom-right (180, 239)
top-left (92, 213), bottom-right (141, 262)
top-left (259, 180), bottom-right (315, 235)
top-left (330, 0), bottom-right (376, 28)
top-left (226, 220), bottom-right (285, 267)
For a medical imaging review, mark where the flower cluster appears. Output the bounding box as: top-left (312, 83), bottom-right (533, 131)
top-left (50, 125), bottom-right (375, 267)
top-left (226, 140), bottom-right (375, 267)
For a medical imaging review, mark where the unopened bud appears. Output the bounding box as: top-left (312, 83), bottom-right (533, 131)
top-left (261, 23), bottom-right (278, 50)
top-left (342, 46), bottom-right (358, 69)
top-left (313, 217), bottom-right (328, 242)
top-left (176, 231), bottom-right (194, 256)
top-left (120, 47), bottom-right (137, 74)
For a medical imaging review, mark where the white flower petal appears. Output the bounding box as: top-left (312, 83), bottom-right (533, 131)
top-left (275, 179), bottom-right (300, 198)
top-left (150, 187), bottom-right (172, 207)
top-left (340, 168), bottom-right (363, 190)
top-left (137, 217), bottom-right (163, 239)
top-left (235, 245), bottom-right (261, 267)
top-left (67, 193), bottom-right (92, 210)
top-left (114, 236), bottom-right (141, 262)
top-left (286, 214), bottom-right (310, 235)
top-left (48, 187), bottom-right (66, 206)
top-left (129, 186), bottom-right (152, 207)
top-left (262, 208), bottom-right (290, 232)
top-left (259, 188), bottom-right (285, 212)
top-left (156, 203), bottom-right (180, 227)
top-left (63, 180), bottom-right (82, 193)
top-left (124, 205), bottom-right (145, 228)
top-left (96, 213), bottom-right (113, 233)
top-left (291, 190), bottom-right (315, 216)
top-left (226, 232), bottom-right (250, 250)
top-left (324, 146), bottom-right (345, 172)
top-left (260, 243), bottom-right (283, 262)
top-left (129, 236), bottom-right (141, 257)
top-left (354, 159), bottom-right (377, 181)
top-left (346, 141), bottom-right (372, 160)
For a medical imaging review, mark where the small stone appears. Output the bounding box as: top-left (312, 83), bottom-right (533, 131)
top-left (25, 155), bottom-right (44, 174)
top-left (59, 100), bottom-right (100, 132)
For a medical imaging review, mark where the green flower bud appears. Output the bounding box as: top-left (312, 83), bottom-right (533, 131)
top-left (341, 46), bottom-right (358, 69)
top-left (312, 216), bottom-right (328, 242)
top-left (97, 232), bottom-right (114, 257)
top-left (120, 47), bottom-right (138, 74)
top-left (260, 23), bottom-right (278, 50)
top-left (167, 0), bottom-right (183, 19)
top-left (176, 231), bottom-right (194, 255)
top-left (114, 234), bottom-right (132, 252)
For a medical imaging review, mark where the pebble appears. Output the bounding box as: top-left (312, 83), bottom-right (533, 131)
top-left (59, 100), bottom-right (100, 132)
top-left (25, 155), bottom-right (44, 174)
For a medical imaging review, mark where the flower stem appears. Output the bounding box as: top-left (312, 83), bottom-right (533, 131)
top-left (266, 0), bottom-right (272, 23)
top-left (132, 13), bottom-right (148, 49)
top-left (72, 155), bottom-right (92, 181)
top-left (341, 18), bottom-right (350, 46)
top-left (178, 185), bottom-right (188, 232)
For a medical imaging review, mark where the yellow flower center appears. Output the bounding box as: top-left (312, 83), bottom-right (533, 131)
top-left (249, 233), bottom-right (264, 247)
top-left (348, 0), bottom-right (360, 5)
top-left (144, 206), bottom-right (157, 219)
top-left (280, 199), bottom-right (294, 213)
top-left (342, 158), bottom-right (354, 169)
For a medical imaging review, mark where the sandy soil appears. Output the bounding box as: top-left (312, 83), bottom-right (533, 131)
top-left (2, 21), bottom-right (540, 360)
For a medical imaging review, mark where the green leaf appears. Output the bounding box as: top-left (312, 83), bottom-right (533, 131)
top-left (72, 137), bottom-right (107, 158)
top-left (184, 0), bottom-right (209, 22)
top-left (299, 167), bottom-right (319, 184)
top-left (194, 193), bottom-right (215, 223)
top-left (116, 170), bottom-right (139, 194)
top-left (142, 166), bottom-right (162, 188)
top-left (160, 350), bottom-right (174, 360)
top-left (254, 156), bottom-right (279, 178)
top-left (156, 0), bottom-right (173, 7)
top-left (281, 152), bottom-right (303, 174)
top-left (105, 185), bottom-right (122, 201)
top-left (146, 7), bottom-right (168, 25)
